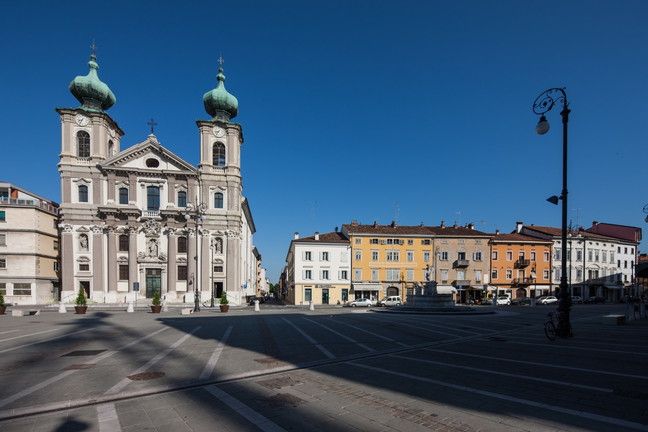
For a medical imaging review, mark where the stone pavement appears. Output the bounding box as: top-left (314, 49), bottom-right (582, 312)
top-left (0, 304), bottom-right (646, 431)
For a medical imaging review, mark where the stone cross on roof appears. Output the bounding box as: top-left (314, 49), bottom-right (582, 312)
top-left (147, 118), bottom-right (158, 134)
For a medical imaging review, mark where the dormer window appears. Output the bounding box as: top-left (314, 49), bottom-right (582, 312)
top-left (77, 131), bottom-right (90, 158)
top-left (213, 143), bottom-right (226, 167)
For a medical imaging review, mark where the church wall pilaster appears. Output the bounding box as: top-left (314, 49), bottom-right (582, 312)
top-left (201, 233), bottom-right (210, 295)
top-left (128, 228), bottom-right (138, 292)
top-left (106, 228), bottom-right (117, 292)
top-left (61, 228), bottom-right (74, 292)
top-left (167, 230), bottom-right (177, 295)
top-left (92, 228), bottom-right (104, 295)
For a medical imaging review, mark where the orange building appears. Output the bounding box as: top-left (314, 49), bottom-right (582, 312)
top-left (489, 231), bottom-right (552, 299)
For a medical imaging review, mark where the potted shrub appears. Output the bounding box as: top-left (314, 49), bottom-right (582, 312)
top-left (0, 291), bottom-right (6, 315)
top-left (219, 292), bottom-right (229, 313)
top-left (150, 291), bottom-right (162, 313)
top-left (75, 288), bottom-right (87, 314)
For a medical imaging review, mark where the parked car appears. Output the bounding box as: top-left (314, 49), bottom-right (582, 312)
top-left (584, 296), bottom-right (606, 304)
top-left (379, 296), bottom-right (402, 307)
top-left (539, 296), bottom-right (558, 305)
top-left (348, 298), bottom-right (373, 307)
top-left (571, 296), bottom-right (583, 304)
top-left (496, 296), bottom-right (511, 306)
top-left (511, 297), bottom-right (532, 306)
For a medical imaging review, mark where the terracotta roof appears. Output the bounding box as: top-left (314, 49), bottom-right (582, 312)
top-left (522, 225), bottom-right (562, 237)
top-left (523, 225), bottom-right (629, 243)
top-left (295, 231), bottom-right (349, 243)
top-left (490, 232), bottom-right (552, 243)
top-left (342, 223), bottom-right (490, 237)
top-left (587, 222), bottom-right (642, 243)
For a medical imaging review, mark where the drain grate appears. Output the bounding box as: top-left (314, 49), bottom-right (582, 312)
top-left (128, 371), bottom-right (165, 381)
top-left (64, 364), bottom-right (95, 370)
top-left (62, 350), bottom-right (106, 357)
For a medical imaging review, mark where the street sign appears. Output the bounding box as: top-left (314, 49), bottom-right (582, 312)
top-left (133, 282), bottom-right (140, 292)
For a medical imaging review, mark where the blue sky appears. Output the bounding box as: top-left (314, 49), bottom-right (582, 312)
top-left (1, 1), bottom-right (647, 281)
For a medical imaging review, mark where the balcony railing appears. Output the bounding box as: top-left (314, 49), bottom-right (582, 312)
top-left (453, 259), bottom-right (469, 268)
top-left (512, 277), bottom-right (535, 286)
top-left (514, 258), bottom-right (530, 268)
top-left (0, 198), bottom-right (57, 214)
top-left (142, 210), bottom-right (161, 218)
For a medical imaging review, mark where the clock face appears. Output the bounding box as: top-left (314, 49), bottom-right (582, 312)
top-left (212, 126), bottom-right (225, 138)
top-left (75, 114), bottom-right (89, 127)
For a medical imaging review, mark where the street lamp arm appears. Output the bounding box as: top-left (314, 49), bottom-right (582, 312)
top-left (532, 87), bottom-right (568, 115)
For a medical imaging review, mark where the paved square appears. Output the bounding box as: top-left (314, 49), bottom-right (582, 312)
top-left (0, 304), bottom-right (646, 431)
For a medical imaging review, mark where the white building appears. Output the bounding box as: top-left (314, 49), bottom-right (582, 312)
top-left (285, 231), bottom-right (351, 305)
top-left (56, 50), bottom-right (257, 306)
top-left (0, 183), bottom-right (60, 305)
top-left (521, 223), bottom-right (639, 302)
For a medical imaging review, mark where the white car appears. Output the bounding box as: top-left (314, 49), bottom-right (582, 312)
top-left (539, 296), bottom-right (558, 305)
top-left (379, 296), bottom-right (402, 307)
top-left (496, 296), bottom-right (511, 306)
top-left (349, 298), bottom-right (373, 307)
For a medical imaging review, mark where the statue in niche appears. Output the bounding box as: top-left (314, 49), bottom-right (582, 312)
top-left (79, 234), bottom-right (89, 251)
top-left (147, 238), bottom-right (159, 257)
top-left (214, 237), bottom-right (223, 254)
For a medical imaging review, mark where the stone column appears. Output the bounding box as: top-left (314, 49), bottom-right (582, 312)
top-left (167, 175), bottom-right (175, 204)
top-left (61, 227), bottom-right (74, 293)
top-left (226, 234), bottom-right (241, 298)
top-left (201, 232), bottom-right (210, 297)
top-left (167, 229), bottom-right (177, 297)
top-left (187, 230), bottom-right (196, 292)
top-left (92, 227), bottom-right (104, 298)
top-left (128, 228), bottom-right (138, 292)
top-left (129, 173), bottom-right (138, 203)
top-left (107, 173), bottom-right (115, 202)
top-left (106, 227), bottom-right (117, 292)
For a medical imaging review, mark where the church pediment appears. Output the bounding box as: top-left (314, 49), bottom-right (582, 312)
top-left (100, 136), bottom-right (197, 174)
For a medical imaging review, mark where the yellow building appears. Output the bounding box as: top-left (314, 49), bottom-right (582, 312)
top-left (342, 221), bottom-right (493, 303)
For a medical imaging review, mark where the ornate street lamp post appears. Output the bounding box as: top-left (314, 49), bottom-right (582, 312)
top-left (533, 87), bottom-right (572, 338)
top-left (184, 202), bottom-right (207, 313)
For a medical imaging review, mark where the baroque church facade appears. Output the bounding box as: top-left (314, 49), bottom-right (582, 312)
top-left (57, 51), bottom-right (258, 306)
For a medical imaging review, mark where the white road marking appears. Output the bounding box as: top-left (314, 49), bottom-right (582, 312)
top-left (104, 326), bottom-right (201, 395)
top-left (281, 317), bottom-right (335, 359)
top-left (303, 317), bottom-right (375, 352)
top-left (330, 317), bottom-right (410, 347)
top-left (0, 328), bottom-right (94, 354)
top-left (425, 348), bottom-right (648, 380)
top-left (204, 385), bottom-right (287, 432)
top-left (0, 330), bottom-right (20, 335)
top-left (506, 340), bottom-right (648, 356)
top-left (199, 325), bottom-right (233, 380)
top-left (97, 403), bottom-right (121, 432)
top-left (392, 354), bottom-right (612, 392)
top-left (0, 328), bottom-right (58, 343)
top-left (349, 363), bottom-right (648, 432)
top-left (0, 327), bottom-right (169, 408)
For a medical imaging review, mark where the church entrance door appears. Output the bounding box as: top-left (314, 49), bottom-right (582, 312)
top-left (146, 268), bottom-right (162, 298)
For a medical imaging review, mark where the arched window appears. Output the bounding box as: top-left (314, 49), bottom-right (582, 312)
top-left (108, 140), bottom-right (114, 156)
top-left (213, 143), bottom-right (226, 167)
top-left (78, 185), bottom-right (88, 203)
top-left (118, 187), bottom-right (128, 205)
top-left (77, 131), bottom-right (90, 158)
top-left (147, 186), bottom-right (160, 211)
top-left (177, 190), bottom-right (187, 207)
top-left (214, 192), bottom-right (224, 209)
top-left (177, 236), bottom-right (187, 253)
top-left (119, 234), bottom-right (129, 251)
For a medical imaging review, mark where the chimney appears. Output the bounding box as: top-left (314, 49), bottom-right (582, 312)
top-left (592, 220), bottom-right (598, 226)
top-left (516, 221), bottom-right (523, 234)
top-left (294, 232), bottom-right (299, 240)
top-left (351, 220), bottom-right (359, 226)
top-left (334, 226), bottom-right (338, 232)
top-left (390, 220), bottom-right (396, 228)
top-left (314, 232), bottom-right (320, 241)
top-left (495, 229), bottom-right (500, 235)
top-left (440, 220), bottom-right (445, 229)
top-left (373, 221), bottom-right (377, 227)
top-left (468, 223), bottom-right (475, 230)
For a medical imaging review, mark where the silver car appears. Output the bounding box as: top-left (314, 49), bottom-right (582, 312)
top-left (349, 298), bottom-right (373, 307)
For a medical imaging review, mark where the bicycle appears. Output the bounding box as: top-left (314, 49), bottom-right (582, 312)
top-left (544, 311), bottom-right (558, 341)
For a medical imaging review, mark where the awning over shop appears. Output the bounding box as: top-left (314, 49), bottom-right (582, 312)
top-left (353, 283), bottom-right (381, 291)
top-left (437, 285), bottom-right (457, 294)
top-left (470, 285), bottom-right (487, 290)
top-left (604, 284), bottom-right (622, 290)
top-left (484, 285), bottom-right (498, 291)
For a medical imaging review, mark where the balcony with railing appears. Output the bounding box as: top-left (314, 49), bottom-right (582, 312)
top-left (512, 277), bottom-right (535, 286)
top-left (0, 197), bottom-right (58, 215)
top-left (142, 210), bottom-right (161, 219)
top-left (453, 259), bottom-right (469, 268)
top-left (514, 258), bottom-right (530, 268)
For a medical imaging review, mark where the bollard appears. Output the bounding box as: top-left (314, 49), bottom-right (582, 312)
top-left (58, 302), bottom-right (67, 314)
top-left (254, 299), bottom-right (260, 312)
top-left (162, 299), bottom-right (169, 312)
top-left (127, 302), bottom-right (134, 313)
top-left (309, 301), bottom-right (315, 311)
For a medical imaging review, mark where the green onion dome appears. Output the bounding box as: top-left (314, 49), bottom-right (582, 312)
top-left (69, 53), bottom-right (116, 112)
top-left (203, 66), bottom-right (238, 121)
